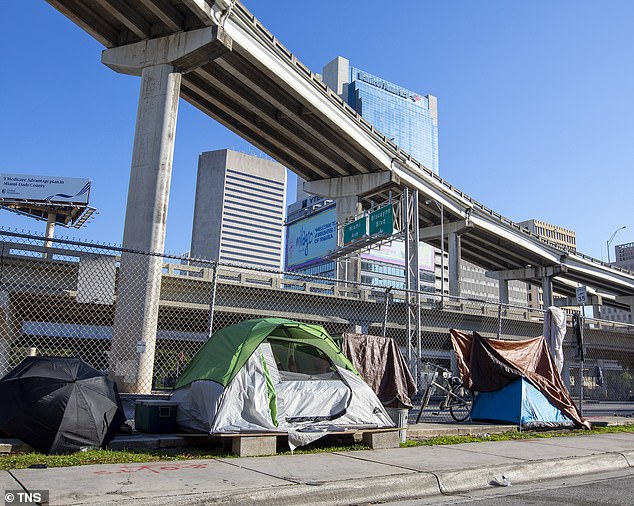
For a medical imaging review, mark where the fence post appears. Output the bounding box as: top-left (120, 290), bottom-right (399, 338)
top-left (0, 242), bottom-right (10, 376)
top-left (497, 303), bottom-right (503, 338)
top-left (207, 262), bottom-right (218, 339)
top-left (382, 286), bottom-right (392, 337)
top-left (579, 311), bottom-right (585, 416)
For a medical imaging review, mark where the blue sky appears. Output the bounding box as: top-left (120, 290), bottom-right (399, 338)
top-left (2, 1), bottom-right (633, 260)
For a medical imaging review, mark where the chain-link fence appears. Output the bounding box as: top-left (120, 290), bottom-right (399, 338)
top-left (1, 230), bottom-right (633, 422)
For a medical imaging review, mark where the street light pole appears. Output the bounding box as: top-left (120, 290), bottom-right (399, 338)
top-left (606, 226), bottom-right (626, 263)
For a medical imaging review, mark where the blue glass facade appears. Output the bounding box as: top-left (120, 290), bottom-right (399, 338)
top-left (347, 66), bottom-right (439, 174)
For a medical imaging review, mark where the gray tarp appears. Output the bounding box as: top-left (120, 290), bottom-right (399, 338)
top-left (342, 333), bottom-right (417, 408)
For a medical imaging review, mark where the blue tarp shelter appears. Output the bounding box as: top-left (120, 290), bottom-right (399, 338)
top-left (450, 329), bottom-right (589, 429)
top-left (471, 378), bottom-right (574, 428)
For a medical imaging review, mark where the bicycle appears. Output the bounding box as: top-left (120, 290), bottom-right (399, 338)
top-left (415, 361), bottom-right (473, 423)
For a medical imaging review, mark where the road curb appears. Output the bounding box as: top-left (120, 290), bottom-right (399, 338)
top-left (89, 452), bottom-right (633, 506)
top-left (436, 453), bottom-right (630, 494)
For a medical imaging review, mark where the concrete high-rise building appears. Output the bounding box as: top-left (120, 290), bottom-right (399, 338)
top-left (518, 219), bottom-right (577, 309)
top-left (190, 149), bottom-right (287, 269)
top-left (322, 56), bottom-right (439, 174)
top-left (518, 219), bottom-right (576, 253)
top-left (615, 242), bottom-right (634, 264)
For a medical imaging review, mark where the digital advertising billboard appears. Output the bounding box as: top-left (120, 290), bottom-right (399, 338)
top-left (285, 206), bottom-right (337, 270)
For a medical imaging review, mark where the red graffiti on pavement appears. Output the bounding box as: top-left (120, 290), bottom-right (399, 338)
top-left (94, 462), bottom-right (209, 475)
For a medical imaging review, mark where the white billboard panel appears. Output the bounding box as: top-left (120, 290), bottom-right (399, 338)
top-left (361, 240), bottom-right (435, 271)
top-left (0, 173), bottom-right (90, 205)
top-left (286, 207), bottom-right (337, 270)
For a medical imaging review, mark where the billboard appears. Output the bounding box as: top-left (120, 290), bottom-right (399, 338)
top-left (361, 240), bottom-right (435, 271)
top-left (0, 173), bottom-right (90, 205)
top-left (286, 207), bottom-right (337, 270)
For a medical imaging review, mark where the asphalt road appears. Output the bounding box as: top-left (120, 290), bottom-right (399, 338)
top-left (380, 467), bottom-right (634, 505)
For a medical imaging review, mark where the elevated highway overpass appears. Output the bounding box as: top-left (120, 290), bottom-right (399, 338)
top-left (41, 0), bottom-right (634, 391)
top-left (45, 0), bottom-right (634, 303)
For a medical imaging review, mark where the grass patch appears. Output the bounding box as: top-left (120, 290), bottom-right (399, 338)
top-left (402, 424), bottom-right (634, 448)
top-left (1, 425), bottom-right (631, 471)
top-left (0, 442), bottom-right (372, 471)
top-left (0, 447), bottom-right (235, 471)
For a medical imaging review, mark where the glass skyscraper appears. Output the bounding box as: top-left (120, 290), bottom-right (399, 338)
top-left (323, 56), bottom-right (439, 174)
top-left (319, 57), bottom-right (527, 305)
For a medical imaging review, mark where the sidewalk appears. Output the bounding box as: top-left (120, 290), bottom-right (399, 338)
top-left (3, 428), bottom-right (634, 505)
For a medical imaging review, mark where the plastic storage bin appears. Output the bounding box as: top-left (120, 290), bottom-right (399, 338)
top-left (134, 400), bottom-right (178, 433)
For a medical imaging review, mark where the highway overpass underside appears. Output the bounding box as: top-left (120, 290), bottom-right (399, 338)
top-left (41, 1), bottom-right (634, 392)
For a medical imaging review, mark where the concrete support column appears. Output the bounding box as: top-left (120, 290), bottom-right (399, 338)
top-left (542, 276), bottom-right (554, 308)
top-left (103, 27), bottom-right (231, 393)
top-left (591, 294), bottom-right (603, 321)
top-left (448, 232), bottom-right (461, 297)
top-left (110, 63), bottom-right (182, 393)
top-left (336, 195), bottom-right (361, 284)
top-left (498, 279), bottom-right (509, 305)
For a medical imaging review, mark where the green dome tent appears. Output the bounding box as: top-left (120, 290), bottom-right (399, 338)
top-left (171, 318), bottom-right (393, 448)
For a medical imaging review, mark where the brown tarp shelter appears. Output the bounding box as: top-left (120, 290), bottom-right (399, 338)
top-left (450, 329), bottom-right (589, 429)
top-left (342, 333), bottom-right (417, 408)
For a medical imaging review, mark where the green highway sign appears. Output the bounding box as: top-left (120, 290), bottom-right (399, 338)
top-left (343, 217), bottom-right (366, 244)
top-left (369, 204), bottom-right (393, 236)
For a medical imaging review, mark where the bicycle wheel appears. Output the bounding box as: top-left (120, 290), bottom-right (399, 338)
top-left (449, 384), bottom-right (473, 422)
top-left (415, 385), bottom-right (435, 424)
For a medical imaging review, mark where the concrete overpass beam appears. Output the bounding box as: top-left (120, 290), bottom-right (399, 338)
top-left (486, 265), bottom-right (567, 282)
top-left (303, 171), bottom-right (397, 199)
top-left (419, 220), bottom-right (473, 241)
top-left (487, 265), bottom-right (567, 309)
top-left (103, 30), bottom-right (230, 393)
top-left (101, 26), bottom-right (231, 76)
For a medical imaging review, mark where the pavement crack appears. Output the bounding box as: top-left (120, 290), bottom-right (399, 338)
top-left (7, 471), bottom-right (29, 494)
top-left (216, 459), bottom-right (304, 485)
top-left (330, 451), bottom-right (424, 473)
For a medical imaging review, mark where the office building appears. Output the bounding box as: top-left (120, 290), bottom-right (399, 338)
top-left (297, 57), bottom-right (438, 290)
top-left (322, 56), bottom-right (439, 174)
top-left (190, 149), bottom-right (287, 269)
top-left (518, 219), bottom-right (576, 253)
top-left (518, 219), bottom-right (577, 309)
top-left (615, 242), bottom-right (634, 264)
